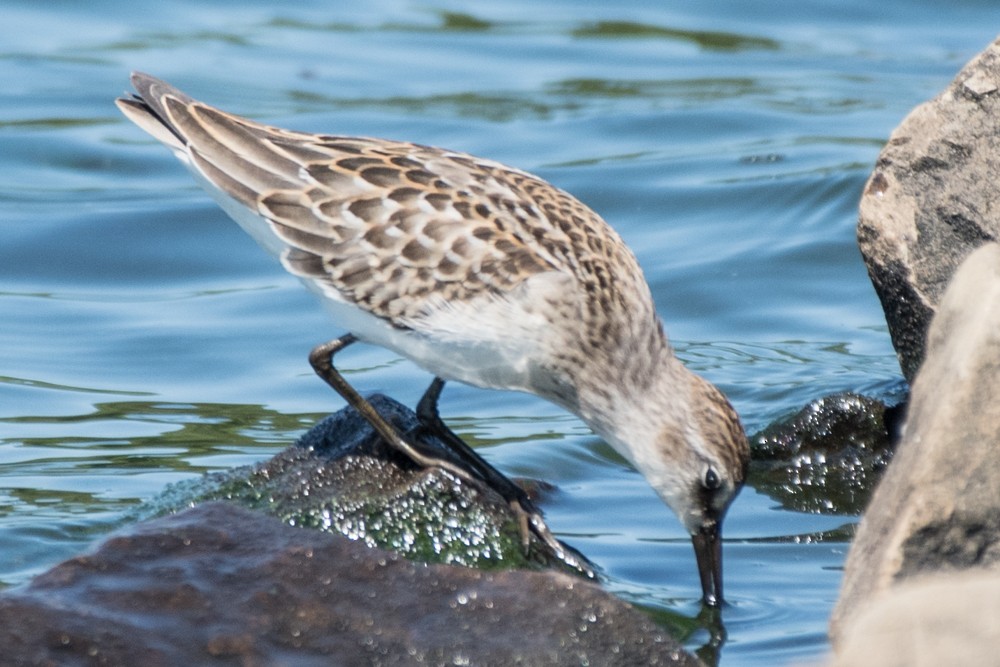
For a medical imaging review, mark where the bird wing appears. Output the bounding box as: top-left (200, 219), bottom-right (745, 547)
top-left (116, 72), bottom-right (595, 324)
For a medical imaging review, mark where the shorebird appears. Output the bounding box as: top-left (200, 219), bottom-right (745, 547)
top-left (117, 72), bottom-right (749, 606)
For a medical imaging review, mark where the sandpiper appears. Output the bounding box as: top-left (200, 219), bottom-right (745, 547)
top-left (117, 72), bottom-right (749, 606)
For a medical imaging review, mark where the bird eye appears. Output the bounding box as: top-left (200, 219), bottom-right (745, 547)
top-left (703, 467), bottom-right (721, 491)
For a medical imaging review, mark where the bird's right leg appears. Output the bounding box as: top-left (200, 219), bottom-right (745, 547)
top-left (415, 378), bottom-right (537, 511)
top-left (415, 377), bottom-right (583, 563)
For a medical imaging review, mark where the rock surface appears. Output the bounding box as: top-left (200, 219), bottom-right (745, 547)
top-left (857, 37), bottom-right (1000, 382)
top-left (831, 571), bottom-right (1000, 667)
top-left (0, 502), bottom-right (699, 666)
top-left (830, 243), bottom-right (1000, 646)
top-left (140, 394), bottom-right (588, 575)
top-left (750, 392), bottom-right (901, 516)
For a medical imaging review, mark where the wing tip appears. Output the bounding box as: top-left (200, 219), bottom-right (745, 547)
top-left (115, 72), bottom-right (195, 151)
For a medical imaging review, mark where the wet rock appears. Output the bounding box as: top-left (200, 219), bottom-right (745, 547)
top-left (857, 37), bottom-right (1000, 382)
top-left (0, 502), bottom-right (699, 666)
top-left (750, 392), bottom-right (901, 515)
top-left (830, 244), bottom-right (1000, 646)
top-left (140, 394), bottom-right (587, 575)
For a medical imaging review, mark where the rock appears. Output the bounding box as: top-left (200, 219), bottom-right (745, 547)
top-left (0, 503), bottom-right (699, 666)
top-left (857, 37), bottom-right (1000, 382)
top-left (830, 244), bottom-right (1000, 646)
top-left (750, 392), bottom-right (902, 516)
top-left (139, 394), bottom-right (589, 575)
top-left (831, 571), bottom-right (1000, 667)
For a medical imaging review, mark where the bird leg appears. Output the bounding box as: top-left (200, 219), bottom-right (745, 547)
top-left (308, 336), bottom-right (591, 575)
top-left (308, 335), bottom-right (489, 486)
top-left (415, 378), bottom-right (537, 516)
top-left (414, 378), bottom-right (593, 575)
top-left (415, 377), bottom-right (562, 552)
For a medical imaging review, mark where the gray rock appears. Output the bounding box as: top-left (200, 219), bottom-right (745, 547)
top-left (140, 394), bottom-right (589, 575)
top-left (831, 571), bottom-right (1000, 667)
top-left (830, 243), bottom-right (1000, 646)
top-left (857, 37), bottom-right (1000, 382)
top-left (0, 502), bottom-right (699, 666)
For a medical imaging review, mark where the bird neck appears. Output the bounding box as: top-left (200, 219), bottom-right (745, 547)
top-left (574, 322), bottom-right (691, 459)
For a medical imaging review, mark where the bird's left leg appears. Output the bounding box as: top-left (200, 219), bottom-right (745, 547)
top-left (415, 377), bottom-right (579, 562)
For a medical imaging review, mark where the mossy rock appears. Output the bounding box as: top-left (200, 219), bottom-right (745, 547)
top-left (138, 395), bottom-right (590, 575)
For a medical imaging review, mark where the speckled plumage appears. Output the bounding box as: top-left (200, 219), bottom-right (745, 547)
top-left (117, 72), bottom-right (749, 604)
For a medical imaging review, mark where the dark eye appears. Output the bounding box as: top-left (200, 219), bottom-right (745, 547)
top-left (703, 467), bottom-right (721, 491)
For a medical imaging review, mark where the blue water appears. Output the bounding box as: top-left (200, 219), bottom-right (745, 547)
top-left (3, 2), bottom-right (999, 663)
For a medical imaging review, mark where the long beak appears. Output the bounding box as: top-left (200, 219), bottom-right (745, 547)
top-left (691, 521), bottom-right (724, 607)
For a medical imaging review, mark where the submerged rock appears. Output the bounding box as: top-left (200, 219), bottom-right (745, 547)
top-left (750, 392), bottom-right (901, 516)
top-left (830, 243), bottom-right (1000, 648)
top-left (141, 394), bottom-right (588, 575)
top-left (857, 36), bottom-right (1000, 382)
top-left (0, 502), bottom-right (699, 666)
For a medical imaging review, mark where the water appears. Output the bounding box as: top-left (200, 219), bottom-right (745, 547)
top-left (3, 1), bottom-right (998, 663)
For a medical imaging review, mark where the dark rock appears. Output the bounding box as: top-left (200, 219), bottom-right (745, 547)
top-left (900, 512), bottom-right (1000, 574)
top-left (139, 394), bottom-right (589, 575)
top-left (857, 37), bottom-right (1000, 382)
top-left (830, 243), bottom-right (1000, 646)
top-left (750, 392), bottom-right (899, 516)
top-left (0, 503), bottom-right (699, 666)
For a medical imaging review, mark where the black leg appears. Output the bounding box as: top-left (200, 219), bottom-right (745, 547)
top-left (308, 335), bottom-right (487, 486)
top-left (416, 378), bottom-right (538, 513)
top-left (309, 336), bottom-right (593, 575)
top-left (414, 378), bottom-right (576, 558)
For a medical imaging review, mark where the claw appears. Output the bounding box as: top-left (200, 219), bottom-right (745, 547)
top-left (519, 504), bottom-right (597, 580)
top-left (510, 499), bottom-right (533, 549)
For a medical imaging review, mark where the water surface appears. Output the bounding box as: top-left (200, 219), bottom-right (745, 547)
top-left (3, 2), bottom-right (999, 664)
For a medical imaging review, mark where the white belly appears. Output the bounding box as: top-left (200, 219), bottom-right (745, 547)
top-left (310, 271), bottom-right (574, 398)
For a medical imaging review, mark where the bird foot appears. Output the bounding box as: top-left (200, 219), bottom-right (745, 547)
top-left (508, 497), bottom-right (597, 579)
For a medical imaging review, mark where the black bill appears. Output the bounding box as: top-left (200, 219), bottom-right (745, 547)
top-left (691, 521), bottom-right (724, 607)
